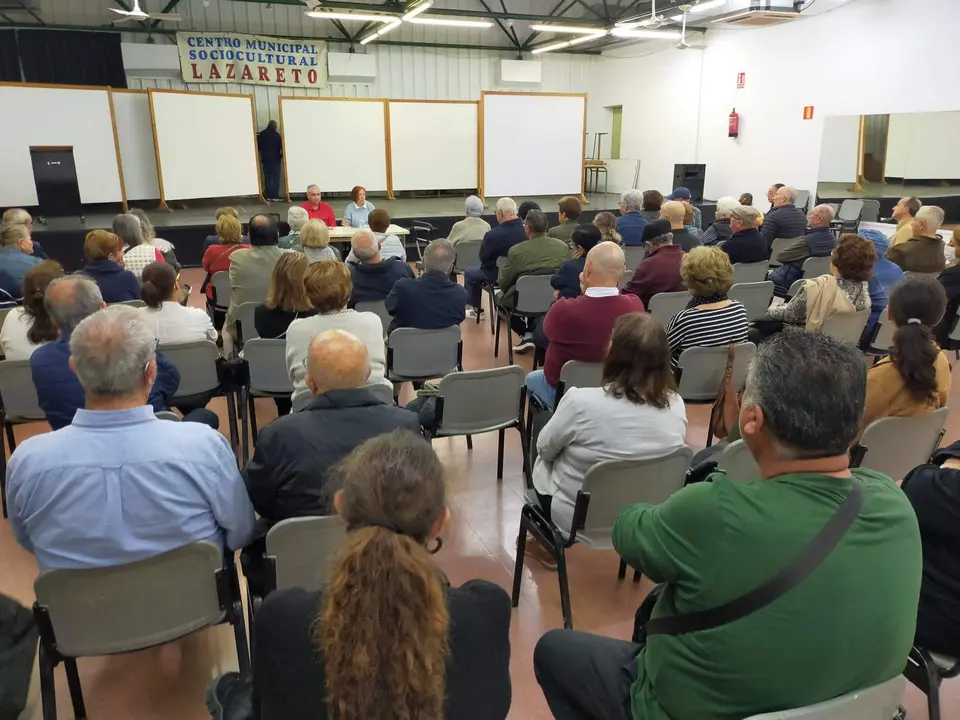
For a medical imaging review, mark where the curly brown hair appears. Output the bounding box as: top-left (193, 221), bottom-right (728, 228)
top-left (304, 259), bottom-right (352, 313)
top-left (319, 430), bottom-right (449, 720)
top-left (832, 233), bottom-right (876, 282)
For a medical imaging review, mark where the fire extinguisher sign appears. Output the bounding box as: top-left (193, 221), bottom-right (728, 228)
top-left (737, 72), bottom-right (745, 89)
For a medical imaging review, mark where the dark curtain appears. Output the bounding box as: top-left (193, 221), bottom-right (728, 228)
top-left (17, 30), bottom-right (126, 87)
top-left (0, 30), bottom-right (21, 82)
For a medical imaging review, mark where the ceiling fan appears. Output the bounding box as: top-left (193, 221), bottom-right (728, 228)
top-left (644, 0), bottom-right (668, 29)
top-left (108, 0), bottom-right (182, 23)
top-left (675, 3), bottom-right (692, 48)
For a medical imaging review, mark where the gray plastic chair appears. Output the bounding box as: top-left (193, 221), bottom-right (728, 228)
top-left (366, 382), bottom-right (396, 405)
top-left (788, 278), bottom-right (805, 297)
top-left (623, 245), bottom-right (646, 271)
top-left (112, 299), bottom-right (147, 308)
top-left (768, 237), bottom-right (799, 267)
top-left (832, 199), bottom-right (864, 233)
top-left (801, 256), bottom-right (832, 279)
top-left (865, 314), bottom-right (896, 357)
top-left (906, 646), bottom-right (960, 720)
top-left (860, 199), bottom-right (880, 224)
top-left (854, 407), bottom-right (949, 481)
top-left (235, 301), bottom-right (262, 346)
top-left (512, 446), bottom-right (693, 629)
top-left (556, 360), bottom-right (604, 404)
top-left (154, 411), bottom-right (181, 422)
top-left (733, 261), bottom-right (769, 285)
top-left (0, 359), bottom-right (45, 518)
top-left (264, 516), bottom-right (346, 594)
top-left (676, 343), bottom-right (756, 401)
top-left (649, 290), bottom-right (690, 327)
top-left (730, 281), bottom-right (774, 322)
top-left (33, 541), bottom-right (249, 720)
top-left (818, 309), bottom-right (870, 346)
top-left (480, 255), bottom-right (509, 333)
top-left (430, 365), bottom-right (528, 481)
top-left (211, 271), bottom-right (231, 312)
top-left (453, 241), bottom-right (482, 273)
top-left (618, 269), bottom-right (632, 290)
top-left (794, 189), bottom-right (810, 213)
top-left (387, 326), bottom-right (462, 382)
top-left (744, 676), bottom-right (904, 719)
top-left (354, 300), bottom-right (391, 338)
top-left (717, 440), bottom-right (761, 484)
top-left (239, 338), bottom-right (293, 463)
top-left (495, 274), bottom-right (555, 364)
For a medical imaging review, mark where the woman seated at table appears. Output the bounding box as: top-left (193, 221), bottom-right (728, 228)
top-left (665, 246), bottom-right (748, 367)
top-left (0, 260), bottom-right (63, 360)
top-left (342, 185), bottom-right (375, 228)
top-left (531, 313), bottom-right (687, 549)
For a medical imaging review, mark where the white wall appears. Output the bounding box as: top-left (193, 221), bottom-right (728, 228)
top-left (886, 112), bottom-right (960, 181)
top-left (817, 115), bottom-right (860, 183)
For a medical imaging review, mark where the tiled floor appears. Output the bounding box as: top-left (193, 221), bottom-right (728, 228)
top-left (3, 267), bottom-right (959, 719)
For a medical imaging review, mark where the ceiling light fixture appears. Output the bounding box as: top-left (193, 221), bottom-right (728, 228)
top-left (401, 0), bottom-right (433, 21)
top-left (609, 27), bottom-right (682, 38)
top-left (360, 19), bottom-right (401, 44)
top-left (690, 0), bottom-right (725, 12)
top-left (568, 31), bottom-right (608, 45)
top-left (306, 11), bottom-right (398, 21)
top-left (531, 39), bottom-right (572, 54)
top-left (529, 23), bottom-right (607, 34)
top-left (407, 16), bottom-right (493, 27)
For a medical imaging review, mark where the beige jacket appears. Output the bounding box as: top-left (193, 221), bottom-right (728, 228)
top-left (226, 245), bottom-right (284, 329)
top-left (861, 351), bottom-right (951, 431)
top-left (889, 218), bottom-right (915, 248)
top-left (803, 274), bottom-right (856, 331)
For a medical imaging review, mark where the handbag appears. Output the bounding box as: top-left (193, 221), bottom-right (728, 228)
top-left (709, 343), bottom-right (742, 443)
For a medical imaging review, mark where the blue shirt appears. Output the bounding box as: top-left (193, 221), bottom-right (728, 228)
top-left (7, 406), bottom-right (255, 570)
top-left (344, 201), bottom-right (374, 228)
top-left (0, 247), bottom-right (41, 287)
top-left (617, 212), bottom-right (648, 246)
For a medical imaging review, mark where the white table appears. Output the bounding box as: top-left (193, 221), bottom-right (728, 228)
top-left (328, 223), bottom-right (409, 240)
top-left (859, 221), bottom-right (954, 264)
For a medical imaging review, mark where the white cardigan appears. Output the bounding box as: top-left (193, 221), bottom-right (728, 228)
top-left (140, 302), bottom-right (218, 345)
top-left (533, 386), bottom-right (688, 535)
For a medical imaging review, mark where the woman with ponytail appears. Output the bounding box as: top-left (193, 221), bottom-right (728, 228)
top-left (0, 260), bottom-right (63, 360)
top-left (139, 261), bottom-right (217, 345)
top-left (212, 430), bottom-right (512, 720)
top-left (861, 274), bottom-right (951, 431)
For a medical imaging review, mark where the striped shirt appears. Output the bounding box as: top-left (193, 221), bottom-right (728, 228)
top-left (666, 301), bottom-right (749, 366)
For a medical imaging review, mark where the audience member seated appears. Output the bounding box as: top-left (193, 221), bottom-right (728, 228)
top-left (203, 206), bottom-right (239, 251)
top-left (700, 196), bottom-right (737, 246)
top-left (551, 226), bottom-right (602, 300)
top-left (739, 191), bottom-right (755, 208)
top-left (300, 219), bottom-right (341, 264)
top-left (622, 220), bottom-right (685, 308)
top-left (81, 229), bottom-right (140, 303)
top-left (131, 208), bottom-right (180, 271)
top-left (721, 205), bottom-right (767, 265)
top-left (765, 182), bottom-right (785, 211)
top-left (682, 204), bottom-right (702, 239)
top-left (213, 431), bottom-right (511, 720)
top-left (526, 242), bottom-right (642, 409)
top-left (531, 313), bottom-right (687, 542)
top-left (386, 239), bottom-right (467, 332)
top-left (886, 205), bottom-right (947, 273)
top-left (534, 330), bottom-right (922, 720)
top-left (344, 210), bottom-right (404, 263)
top-left (113, 213), bottom-right (163, 280)
top-left (593, 211), bottom-right (622, 245)
top-left (934, 229), bottom-right (960, 348)
top-left (140, 261), bottom-right (217, 345)
top-left (343, 185), bottom-right (374, 228)
top-left (548, 196), bottom-right (583, 248)
top-left (768, 204), bottom-right (837, 295)
top-left (255, 253), bottom-right (316, 340)
top-left (660, 201), bottom-right (701, 252)
top-left (0, 224), bottom-right (41, 286)
top-left (347, 229), bottom-right (414, 307)
top-left (279, 206), bottom-right (308, 250)
top-left (498, 210), bottom-right (569, 354)
top-left (861, 275), bottom-right (950, 431)
top-left (9, 305), bottom-right (254, 570)
top-left (860, 229), bottom-right (904, 345)
top-left (0, 261), bottom-right (63, 361)
top-left (759, 233), bottom-right (873, 338)
top-left (666, 246), bottom-right (748, 367)
top-left (889, 196), bottom-right (923, 248)
top-left (2, 208), bottom-right (48, 260)
top-left (617, 189), bottom-right (648, 246)
top-left (464, 197), bottom-right (526, 319)
top-left (226, 214), bottom-right (284, 352)
top-left (760, 185), bottom-right (808, 250)
top-left (518, 200), bottom-right (541, 220)
top-left (639, 189), bottom-right (663, 222)
top-left (300, 184), bottom-right (336, 227)
top-left (203, 214), bottom-right (249, 306)
top-left (667, 187), bottom-right (701, 229)
top-left (287, 260), bottom-right (391, 412)
top-left (902, 442), bottom-right (960, 657)
top-left (448, 195), bottom-right (491, 246)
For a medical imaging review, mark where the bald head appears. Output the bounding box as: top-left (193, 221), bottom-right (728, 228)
top-left (661, 200), bottom-right (686, 228)
top-left (45, 275), bottom-right (104, 332)
top-left (583, 241), bottom-right (626, 289)
top-left (351, 229), bottom-right (379, 263)
top-left (305, 329), bottom-right (371, 396)
top-left (808, 204), bottom-right (835, 228)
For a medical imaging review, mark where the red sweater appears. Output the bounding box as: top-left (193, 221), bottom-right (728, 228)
top-left (300, 201), bottom-right (336, 227)
top-left (622, 244), bottom-right (685, 307)
top-left (543, 292), bottom-right (645, 386)
top-left (202, 243), bottom-right (250, 300)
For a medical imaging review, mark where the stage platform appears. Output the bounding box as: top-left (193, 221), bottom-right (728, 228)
top-left (817, 181), bottom-right (960, 220)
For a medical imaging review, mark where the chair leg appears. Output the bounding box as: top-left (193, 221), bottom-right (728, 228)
top-left (248, 392), bottom-right (259, 443)
top-left (487, 289), bottom-right (495, 335)
top-left (0, 462), bottom-right (7, 520)
top-left (507, 314), bottom-right (515, 365)
top-left (5, 422), bottom-right (16, 454)
top-left (618, 558), bottom-right (627, 580)
top-left (38, 642), bottom-right (58, 720)
top-left (511, 519), bottom-right (527, 608)
top-left (556, 543), bottom-right (574, 630)
top-left (497, 428), bottom-right (505, 480)
top-left (225, 390), bottom-right (241, 465)
top-left (633, 569), bottom-right (642, 583)
top-left (466, 434), bottom-right (473, 450)
top-left (64, 658), bottom-right (87, 720)
top-left (239, 388), bottom-right (250, 466)
top-left (518, 424), bottom-right (532, 490)
top-left (232, 604), bottom-right (251, 677)
top-left (494, 311), bottom-right (501, 358)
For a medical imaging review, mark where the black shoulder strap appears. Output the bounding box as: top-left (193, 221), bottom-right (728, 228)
top-left (645, 479), bottom-right (866, 637)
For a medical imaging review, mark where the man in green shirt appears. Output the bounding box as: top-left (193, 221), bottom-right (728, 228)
top-left (534, 330), bottom-right (921, 720)
top-left (548, 196), bottom-right (584, 249)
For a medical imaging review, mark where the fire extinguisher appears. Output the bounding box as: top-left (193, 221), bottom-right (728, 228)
top-left (728, 108), bottom-right (740, 138)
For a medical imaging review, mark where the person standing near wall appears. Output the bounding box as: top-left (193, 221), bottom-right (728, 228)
top-left (258, 120), bottom-right (283, 202)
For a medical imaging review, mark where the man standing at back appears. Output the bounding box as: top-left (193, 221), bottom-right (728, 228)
top-left (9, 306), bottom-right (254, 570)
top-left (761, 186), bottom-right (808, 250)
top-left (464, 197), bottom-right (526, 320)
top-left (768, 204), bottom-right (837, 295)
top-left (348, 228), bottom-right (414, 307)
top-left (257, 120), bottom-right (283, 202)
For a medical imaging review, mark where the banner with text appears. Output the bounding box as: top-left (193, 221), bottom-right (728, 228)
top-left (177, 32), bottom-right (328, 88)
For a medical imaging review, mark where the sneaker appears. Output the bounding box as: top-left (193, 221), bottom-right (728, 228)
top-left (512, 334), bottom-right (535, 354)
top-left (206, 672), bottom-right (241, 719)
top-left (467, 307), bottom-right (485, 319)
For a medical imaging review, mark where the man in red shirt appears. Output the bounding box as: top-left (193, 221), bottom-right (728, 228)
top-left (300, 184), bottom-right (336, 227)
top-left (526, 241), bottom-right (643, 408)
top-left (622, 220), bottom-right (685, 307)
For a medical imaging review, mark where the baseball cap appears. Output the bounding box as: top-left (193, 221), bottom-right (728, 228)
top-left (667, 187), bottom-right (692, 201)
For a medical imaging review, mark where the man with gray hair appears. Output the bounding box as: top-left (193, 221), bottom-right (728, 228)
top-left (760, 185), bottom-right (808, 249)
top-left (886, 205), bottom-right (947, 273)
top-left (386, 239), bottom-right (468, 332)
top-left (348, 227), bottom-right (414, 307)
top-left (280, 205), bottom-right (309, 249)
top-left (720, 204), bottom-right (767, 265)
top-left (535, 329), bottom-right (922, 719)
top-left (447, 195), bottom-right (491, 246)
top-left (617, 189), bottom-right (648, 246)
top-left (701, 196), bottom-right (739, 246)
top-left (769, 204), bottom-right (838, 295)
top-left (464, 196), bottom-right (526, 318)
top-left (8, 305), bottom-right (255, 570)
top-left (300, 183), bottom-right (336, 226)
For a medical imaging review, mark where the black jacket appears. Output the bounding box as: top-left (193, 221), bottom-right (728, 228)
top-left (760, 204), bottom-right (808, 249)
top-left (257, 128), bottom-right (283, 164)
top-left (386, 271), bottom-right (468, 332)
top-left (242, 389), bottom-right (420, 528)
top-left (82, 259), bottom-right (140, 303)
top-left (721, 228), bottom-right (768, 265)
top-left (479, 218), bottom-right (526, 274)
top-left (935, 265), bottom-right (960, 348)
top-left (551, 256), bottom-right (586, 299)
top-left (670, 226), bottom-right (702, 253)
top-left (348, 258), bottom-right (415, 306)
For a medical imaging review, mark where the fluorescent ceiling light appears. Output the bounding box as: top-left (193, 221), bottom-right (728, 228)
top-left (401, 0), bottom-right (433, 21)
top-left (408, 16), bottom-right (493, 27)
top-left (360, 19), bottom-right (401, 44)
top-left (609, 28), bottom-right (681, 38)
top-left (690, 0), bottom-right (725, 11)
top-left (306, 11), bottom-right (397, 21)
top-left (568, 32), bottom-right (607, 45)
top-left (531, 40), bottom-right (571, 54)
top-left (529, 24), bottom-right (606, 34)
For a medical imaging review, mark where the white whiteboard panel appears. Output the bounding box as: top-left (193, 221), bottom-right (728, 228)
top-left (904, 112), bottom-right (960, 180)
top-left (389, 102), bottom-right (478, 191)
top-left (282, 98), bottom-right (388, 194)
top-left (885, 113), bottom-right (911, 178)
top-left (817, 115), bottom-right (860, 183)
top-left (111, 91), bottom-right (160, 201)
top-left (0, 85), bottom-right (122, 207)
top-left (150, 90), bottom-right (260, 201)
top-left (483, 93), bottom-right (585, 197)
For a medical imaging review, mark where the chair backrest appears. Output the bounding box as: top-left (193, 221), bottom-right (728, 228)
top-left (265, 516), bottom-right (347, 593)
top-left (903, 270), bottom-right (941, 280)
top-left (818, 309), bottom-right (870, 346)
top-left (677, 342), bottom-right (756, 401)
top-left (0, 359), bottom-right (44, 422)
top-left (858, 407), bottom-right (949, 481)
top-left (558, 360), bottom-right (604, 394)
top-left (836, 198), bottom-right (864, 222)
top-left (768, 237), bottom-right (799, 266)
top-left (154, 411), bottom-right (181, 421)
top-left (34, 541), bottom-right (226, 657)
top-left (618, 270), bottom-right (632, 290)
top-left (354, 300), bottom-right (391, 337)
top-left (435, 365), bottom-right (524, 435)
top-left (578, 447), bottom-right (693, 547)
top-left (112, 299), bottom-right (147, 308)
top-left (743, 676), bottom-right (904, 719)
top-left (717, 440), bottom-right (761, 484)
top-left (729, 281), bottom-right (774, 322)
top-left (235, 302), bottom-right (262, 345)
top-left (860, 199), bottom-right (880, 223)
top-left (794, 190), bottom-right (810, 213)
top-left (453, 241), bottom-right (482, 272)
top-left (868, 315), bottom-right (896, 354)
top-left (211, 271), bottom-right (231, 311)
top-left (733, 261), bottom-right (769, 285)
top-left (243, 338), bottom-right (294, 394)
top-left (515, 275), bottom-right (556, 315)
top-left (649, 290), bottom-right (690, 327)
top-left (623, 245), bottom-right (646, 271)
top-left (388, 326), bottom-right (461, 379)
top-left (158, 340), bottom-right (221, 397)
top-left (801, 256), bottom-right (832, 279)
top-left (365, 382), bottom-right (395, 405)
top-left (827, 203), bottom-right (840, 216)
top-left (788, 278), bottom-right (804, 297)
